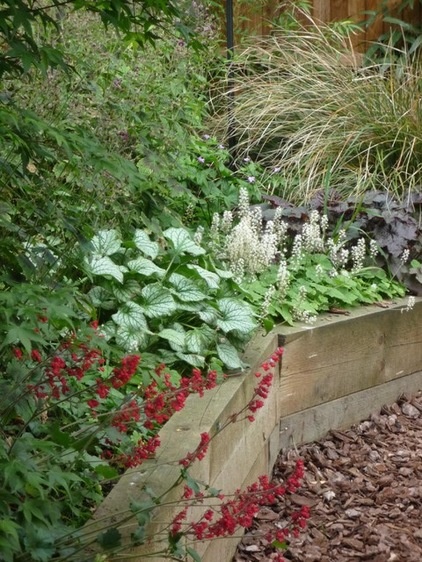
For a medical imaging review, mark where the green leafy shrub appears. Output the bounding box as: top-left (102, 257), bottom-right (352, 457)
top-left (0, 316), bottom-right (221, 561)
top-left (261, 189), bottom-right (422, 294)
top-left (0, 326), bottom-right (305, 561)
top-left (170, 134), bottom-right (264, 222)
top-left (0, 5), bottom-right (223, 285)
top-left (363, 0), bottom-right (422, 60)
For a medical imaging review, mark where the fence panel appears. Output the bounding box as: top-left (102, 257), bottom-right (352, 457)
top-left (222, 0), bottom-right (422, 51)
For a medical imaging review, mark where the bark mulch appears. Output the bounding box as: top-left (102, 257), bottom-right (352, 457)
top-left (234, 392), bottom-right (422, 562)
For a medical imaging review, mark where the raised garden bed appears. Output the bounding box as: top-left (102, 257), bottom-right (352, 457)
top-left (87, 297), bottom-right (422, 561)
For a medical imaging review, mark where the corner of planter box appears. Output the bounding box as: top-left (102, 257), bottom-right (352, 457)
top-left (84, 297), bottom-right (422, 561)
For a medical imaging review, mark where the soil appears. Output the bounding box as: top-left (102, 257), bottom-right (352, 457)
top-left (234, 391), bottom-right (422, 562)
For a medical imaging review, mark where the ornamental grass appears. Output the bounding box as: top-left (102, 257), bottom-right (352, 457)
top-left (214, 16), bottom-right (422, 203)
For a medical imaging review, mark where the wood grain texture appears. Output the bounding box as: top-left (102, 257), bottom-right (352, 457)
top-left (313, 0), bottom-right (331, 22)
top-left (274, 369), bottom-right (422, 463)
top-left (331, 0), bottom-right (347, 21)
top-left (220, 0), bottom-right (421, 53)
top-left (86, 299), bottom-right (422, 561)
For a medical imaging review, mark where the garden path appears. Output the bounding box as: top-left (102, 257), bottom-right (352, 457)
top-left (234, 391), bottom-right (422, 561)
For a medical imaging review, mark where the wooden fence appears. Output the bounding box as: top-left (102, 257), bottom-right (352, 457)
top-left (223, 0), bottom-right (422, 51)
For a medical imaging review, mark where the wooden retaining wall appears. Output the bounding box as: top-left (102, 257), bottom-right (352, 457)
top-left (86, 297), bottom-right (422, 561)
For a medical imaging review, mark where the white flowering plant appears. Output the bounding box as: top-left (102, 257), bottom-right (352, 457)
top-left (210, 189), bottom-right (406, 328)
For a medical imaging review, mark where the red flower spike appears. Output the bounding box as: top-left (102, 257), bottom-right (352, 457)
top-left (179, 432), bottom-right (210, 467)
top-left (13, 348), bottom-right (23, 360)
top-left (170, 507), bottom-right (188, 535)
top-left (31, 349), bottom-right (42, 363)
top-left (183, 486), bottom-right (193, 499)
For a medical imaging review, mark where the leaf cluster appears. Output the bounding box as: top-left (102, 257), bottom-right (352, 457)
top-left (0, 9), bottom-right (225, 285)
top-left (209, 190), bottom-right (408, 328)
top-left (262, 189), bottom-right (422, 295)
top-left (0, 287), bottom-right (106, 561)
top-left (83, 227), bottom-right (257, 373)
top-left (0, 0), bottom-right (192, 79)
top-left (247, 254), bottom-right (405, 330)
top-left (363, 0), bottom-right (422, 61)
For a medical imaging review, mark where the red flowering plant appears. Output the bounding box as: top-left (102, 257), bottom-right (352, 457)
top-left (0, 307), bottom-right (224, 562)
top-left (79, 346), bottom-right (309, 562)
top-left (161, 346), bottom-right (309, 561)
top-left (0, 284), bottom-right (307, 562)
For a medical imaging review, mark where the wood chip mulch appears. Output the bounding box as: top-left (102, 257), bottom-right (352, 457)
top-left (234, 392), bottom-right (422, 562)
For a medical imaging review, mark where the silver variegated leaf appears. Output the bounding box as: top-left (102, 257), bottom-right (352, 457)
top-left (216, 298), bottom-right (256, 334)
top-left (141, 284), bottom-right (177, 318)
top-left (98, 321), bottom-right (116, 341)
top-left (128, 257), bottom-right (165, 277)
top-left (175, 352), bottom-right (205, 367)
top-left (112, 280), bottom-right (142, 302)
top-left (214, 267), bottom-right (233, 279)
top-left (158, 328), bottom-right (186, 351)
top-left (198, 305), bottom-right (219, 324)
top-left (115, 325), bottom-right (149, 352)
top-left (187, 264), bottom-right (220, 289)
top-left (216, 341), bottom-right (244, 370)
top-left (87, 255), bottom-right (126, 283)
top-left (88, 286), bottom-right (116, 309)
top-left (164, 227), bottom-right (205, 256)
top-left (169, 273), bottom-right (208, 302)
top-left (185, 326), bottom-right (215, 354)
top-left (91, 229), bottom-right (122, 256)
top-left (112, 301), bottom-right (148, 330)
top-left (176, 302), bottom-right (202, 312)
top-left (133, 230), bottom-right (160, 260)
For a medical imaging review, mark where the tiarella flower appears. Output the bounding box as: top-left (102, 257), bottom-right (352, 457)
top-left (291, 234), bottom-right (303, 266)
top-left (328, 233), bottom-right (349, 270)
top-left (302, 210), bottom-right (324, 253)
top-left (238, 187), bottom-right (250, 219)
top-left (369, 239), bottom-right (379, 259)
top-left (210, 213), bottom-right (220, 243)
top-left (351, 238), bottom-right (366, 272)
top-left (223, 191), bottom-right (284, 280)
top-left (221, 210), bottom-right (233, 233)
top-left (401, 248), bottom-right (410, 265)
top-left (193, 225), bottom-right (204, 245)
top-left (405, 295), bottom-right (416, 311)
top-left (320, 214), bottom-right (329, 232)
top-left (260, 285), bottom-right (276, 319)
top-left (277, 259), bottom-right (290, 298)
top-left (273, 207), bottom-right (287, 244)
top-left (315, 263), bottom-right (324, 276)
top-left (293, 309), bottom-right (317, 324)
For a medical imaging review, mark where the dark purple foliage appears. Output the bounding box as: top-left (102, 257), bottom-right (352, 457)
top-left (261, 189), bottom-right (422, 294)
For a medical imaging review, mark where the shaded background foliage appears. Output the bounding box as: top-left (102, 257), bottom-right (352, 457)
top-left (0, 1), bottom-right (420, 560)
